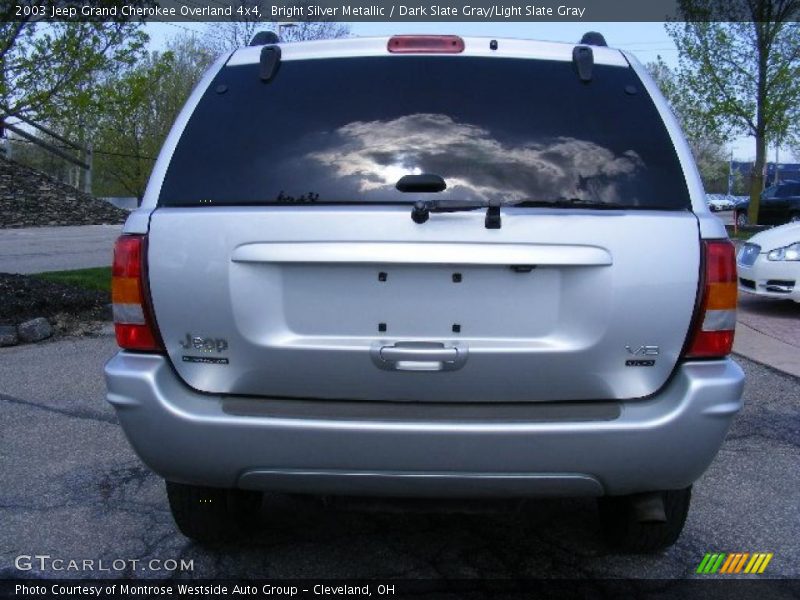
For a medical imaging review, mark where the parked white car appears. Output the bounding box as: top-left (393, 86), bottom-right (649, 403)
top-left (707, 194), bottom-right (735, 212)
top-left (737, 221), bottom-right (800, 302)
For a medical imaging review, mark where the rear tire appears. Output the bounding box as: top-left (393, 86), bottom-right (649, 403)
top-left (166, 481), bottom-right (262, 543)
top-left (598, 486), bottom-right (691, 553)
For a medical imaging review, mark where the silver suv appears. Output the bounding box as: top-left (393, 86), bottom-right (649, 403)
top-left (105, 33), bottom-right (744, 552)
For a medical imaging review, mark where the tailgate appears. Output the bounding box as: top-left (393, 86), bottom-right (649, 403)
top-left (147, 206), bottom-right (699, 402)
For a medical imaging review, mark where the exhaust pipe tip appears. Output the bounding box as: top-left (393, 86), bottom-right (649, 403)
top-left (631, 492), bottom-right (667, 523)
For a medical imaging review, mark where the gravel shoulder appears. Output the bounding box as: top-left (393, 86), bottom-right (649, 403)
top-left (0, 156), bottom-right (127, 228)
top-left (0, 272), bottom-right (111, 341)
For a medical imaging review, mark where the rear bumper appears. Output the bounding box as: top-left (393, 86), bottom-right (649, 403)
top-left (105, 353), bottom-right (744, 497)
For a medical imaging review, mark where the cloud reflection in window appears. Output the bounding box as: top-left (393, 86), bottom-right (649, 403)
top-left (308, 113), bottom-right (645, 204)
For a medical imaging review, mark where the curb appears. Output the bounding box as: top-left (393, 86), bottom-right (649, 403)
top-left (733, 322), bottom-right (800, 379)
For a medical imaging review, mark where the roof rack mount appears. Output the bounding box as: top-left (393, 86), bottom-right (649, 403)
top-left (580, 32), bottom-right (607, 47)
top-left (250, 31), bottom-right (279, 46)
top-left (572, 45), bottom-right (594, 83)
top-left (259, 45), bottom-right (281, 82)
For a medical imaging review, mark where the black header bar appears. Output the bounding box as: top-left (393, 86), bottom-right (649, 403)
top-left (8, 0), bottom-right (800, 23)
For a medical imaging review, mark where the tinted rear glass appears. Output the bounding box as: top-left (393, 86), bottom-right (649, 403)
top-left (159, 55), bottom-right (689, 208)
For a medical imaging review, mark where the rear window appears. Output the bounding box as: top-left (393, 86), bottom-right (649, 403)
top-left (158, 55), bottom-right (689, 209)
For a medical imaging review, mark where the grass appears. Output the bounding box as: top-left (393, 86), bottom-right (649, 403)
top-left (725, 226), bottom-right (756, 241)
top-left (34, 266), bottom-right (111, 293)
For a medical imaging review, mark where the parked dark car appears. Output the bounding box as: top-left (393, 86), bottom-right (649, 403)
top-left (735, 180), bottom-right (800, 227)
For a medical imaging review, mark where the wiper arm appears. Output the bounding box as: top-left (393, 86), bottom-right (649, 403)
top-left (411, 200), bottom-right (479, 223)
top-left (411, 199), bottom-right (502, 229)
top-left (396, 173), bottom-right (492, 225)
top-left (428, 199), bottom-right (486, 212)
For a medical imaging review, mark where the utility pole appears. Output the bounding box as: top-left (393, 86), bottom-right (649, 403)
top-left (84, 143), bottom-right (93, 195)
top-left (727, 150), bottom-right (734, 196)
top-left (773, 142), bottom-right (779, 186)
top-left (0, 119), bottom-right (11, 160)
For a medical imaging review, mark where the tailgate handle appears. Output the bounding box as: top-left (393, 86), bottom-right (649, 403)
top-left (371, 342), bottom-right (468, 372)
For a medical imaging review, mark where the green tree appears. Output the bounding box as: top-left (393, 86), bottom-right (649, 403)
top-left (4, 131), bottom-right (78, 184)
top-left (206, 0), bottom-right (349, 52)
top-left (665, 0), bottom-right (800, 223)
top-left (788, 134), bottom-right (800, 162)
top-left (692, 140), bottom-right (731, 193)
top-left (91, 35), bottom-right (216, 201)
top-left (272, 20), bottom-right (350, 43)
top-left (731, 170), bottom-right (750, 195)
top-left (0, 14), bottom-right (147, 122)
top-left (647, 58), bottom-right (731, 193)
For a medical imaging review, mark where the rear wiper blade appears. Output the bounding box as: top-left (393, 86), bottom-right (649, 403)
top-left (513, 198), bottom-right (686, 211)
top-left (512, 198), bottom-right (632, 209)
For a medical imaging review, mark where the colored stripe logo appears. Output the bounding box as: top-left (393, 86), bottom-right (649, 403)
top-left (696, 552), bottom-right (773, 574)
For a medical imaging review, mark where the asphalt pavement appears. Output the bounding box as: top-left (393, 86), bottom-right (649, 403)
top-left (0, 335), bottom-right (797, 582)
top-left (735, 295), bottom-right (800, 377)
top-left (0, 225), bottom-right (121, 274)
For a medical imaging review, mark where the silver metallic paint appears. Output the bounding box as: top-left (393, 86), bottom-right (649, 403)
top-left (105, 352), bottom-right (744, 496)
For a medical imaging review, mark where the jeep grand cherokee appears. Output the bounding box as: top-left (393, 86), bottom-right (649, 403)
top-left (104, 34), bottom-right (744, 551)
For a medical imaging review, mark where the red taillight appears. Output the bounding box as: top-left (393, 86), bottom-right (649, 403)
top-left (112, 235), bottom-right (163, 352)
top-left (388, 35), bottom-right (465, 53)
top-left (684, 240), bottom-right (737, 359)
